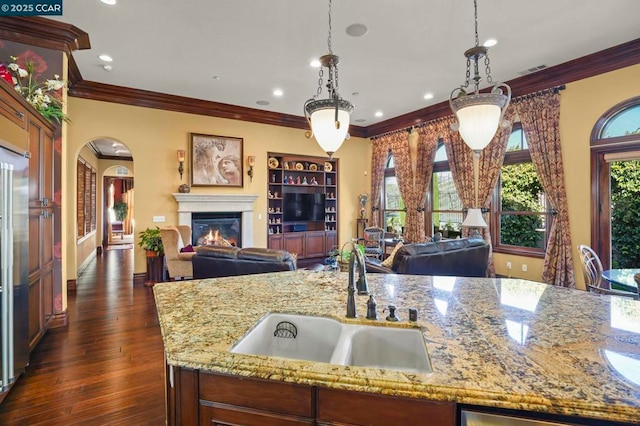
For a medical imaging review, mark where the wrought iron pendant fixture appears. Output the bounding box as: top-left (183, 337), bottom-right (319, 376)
top-left (304, 0), bottom-right (353, 158)
top-left (450, 0), bottom-right (511, 152)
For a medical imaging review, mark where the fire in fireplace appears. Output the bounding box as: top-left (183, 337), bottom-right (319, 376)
top-left (192, 212), bottom-right (242, 247)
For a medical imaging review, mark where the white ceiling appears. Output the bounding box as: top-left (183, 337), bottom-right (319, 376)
top-left (54, 0), bottom-right (640, 130)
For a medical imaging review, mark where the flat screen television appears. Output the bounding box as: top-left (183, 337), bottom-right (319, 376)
top-left (283, 193), bottom-right (325, 222)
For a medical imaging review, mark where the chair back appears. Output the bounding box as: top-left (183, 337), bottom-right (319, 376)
top-left (361, 227), bottom-right (385, 259)
top-left (578, 244), bottom-right (638, 299)
top-left (577, 245), bottom-right (603, 290)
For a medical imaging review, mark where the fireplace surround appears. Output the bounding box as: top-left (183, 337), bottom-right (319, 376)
top-left (173, 193), bottom-right (258, 247)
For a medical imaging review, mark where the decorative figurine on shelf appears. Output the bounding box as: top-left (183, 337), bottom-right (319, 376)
top-left (288, 175), bottom-right (294, 184)
top-left (310, 177), bottom-right (318, 185)
top-left (302, 176), bottom-right (308, 185)
top-left (274, 191), bottom-right (279, 198)
top-left (358, 193), bottom-right (368, 219)
top-left (268, 190), bottom-right (273, 198)
top-left (296, 176), bottom-right (301, 185)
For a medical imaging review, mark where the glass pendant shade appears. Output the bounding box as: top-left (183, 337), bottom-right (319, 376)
top-left (462, 208), bottom-right (487, 228)
top-left (307, 100), bottom-right (352, 156)
top-left (455, 101), bottom-right (501, 151)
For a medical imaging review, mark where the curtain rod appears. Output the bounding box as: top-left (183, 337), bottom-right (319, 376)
top-left (370, 115), bottom-right (452, 140)
top-left (370, 84), bottom-right (566, 140)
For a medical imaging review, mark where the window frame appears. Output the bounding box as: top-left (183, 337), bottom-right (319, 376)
top-left (77, 156), bottom-right (97, 240)
top-left (490, 123), bottom-right (552, 258)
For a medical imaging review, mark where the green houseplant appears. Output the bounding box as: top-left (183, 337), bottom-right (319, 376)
top-left (113, 201), bottom-right (128, 222)
top-left (138, 226), bottom-right (164, 256)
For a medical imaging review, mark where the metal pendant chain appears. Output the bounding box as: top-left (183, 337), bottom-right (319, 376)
top-left (327, 0), bottom-right (333, 54)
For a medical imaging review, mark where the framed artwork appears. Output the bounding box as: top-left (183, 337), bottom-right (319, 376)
top-left (190, 133), bottom-right (243, 187)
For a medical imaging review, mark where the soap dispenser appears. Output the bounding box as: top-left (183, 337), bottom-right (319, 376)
top-left (366, 295), bottom-right (378, 320)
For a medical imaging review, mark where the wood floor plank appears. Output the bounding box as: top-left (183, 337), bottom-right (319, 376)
top-left (0, 248), bottom-right (166, 425)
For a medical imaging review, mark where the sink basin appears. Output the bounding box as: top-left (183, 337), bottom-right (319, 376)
top-left (231, 313), bottom-right (432, 374)
top-left (346, 326), bottom-right (432, 373)
top-left (230, 313), bottom-right (343, 362)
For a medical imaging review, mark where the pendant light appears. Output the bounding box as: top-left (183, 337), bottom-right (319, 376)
top-left (451, 0), bottom-right (511, 229)
top-left (304, 0), bottom-right (353, 158)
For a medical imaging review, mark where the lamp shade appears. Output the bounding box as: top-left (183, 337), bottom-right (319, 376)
top-left (306, 98), bottom-right (353, 156)
top-left (462, 208), bottom-right (488, 228)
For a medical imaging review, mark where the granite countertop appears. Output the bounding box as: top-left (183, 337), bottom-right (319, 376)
top-left (153, 270), bottom-right (640, 424)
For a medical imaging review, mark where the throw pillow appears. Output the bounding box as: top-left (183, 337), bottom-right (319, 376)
top-left (180, 244), bottom-right (194, 253)
top-left (381, 242), bottom-right (403, 268)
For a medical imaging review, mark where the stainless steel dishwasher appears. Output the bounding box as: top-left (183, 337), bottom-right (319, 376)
top-left (461, 410), bottom-right (575, 426)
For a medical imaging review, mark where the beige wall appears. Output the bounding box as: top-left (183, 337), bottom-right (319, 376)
top-left (493, 63), bottom-right (640, 288)
top-left (65, 98), bottom-right (371, 281)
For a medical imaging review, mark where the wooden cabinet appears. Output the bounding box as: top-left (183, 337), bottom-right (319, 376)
top-left (27, 110), bottom-right (56, 352)
top-left (267, 152), bottom-right (338, 260)
top-left (167, 367), bottom-right (455, 426)
top-left (0, 82), bottom-right (55, 352)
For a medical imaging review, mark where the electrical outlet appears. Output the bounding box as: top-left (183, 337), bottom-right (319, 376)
top-left (506, 261), bottom-right (512, 269)
top-left (522, 264), bottom-right (528, 272)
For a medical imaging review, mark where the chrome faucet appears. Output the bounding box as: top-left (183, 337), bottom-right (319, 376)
top-left (346, 244), bottom-right (369, 318)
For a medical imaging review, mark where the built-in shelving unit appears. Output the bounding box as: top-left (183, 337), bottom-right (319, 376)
top-left (267, 152), bottom-right (338, 261)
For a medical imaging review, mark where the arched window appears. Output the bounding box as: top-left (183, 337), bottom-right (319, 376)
top-left (382, 154), bottom-right (405, 234)
top-left (591, 96), bottom-right (640, 270)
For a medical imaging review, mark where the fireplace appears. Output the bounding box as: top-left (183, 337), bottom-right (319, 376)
top-left (192, 212), bottom-right (242, 247)
top-left (173, 193), bottom-right (258, 247)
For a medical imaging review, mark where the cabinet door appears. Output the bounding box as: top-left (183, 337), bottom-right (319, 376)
top-left (305, 231), bottom-right (326, 258)
top-left (201, 404), bottom-right (314, 426)
top-left (268, 234), bottom-right (283, 250)
top-left (284, 233), bottom-right (305, 259)
top-left (325, 231), bottom-right (337, 253)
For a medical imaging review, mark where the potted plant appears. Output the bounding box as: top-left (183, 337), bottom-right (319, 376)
top-left (138, 226), bottom-right (164, 257)
top-left (113, 201), bottom-right (128, 222)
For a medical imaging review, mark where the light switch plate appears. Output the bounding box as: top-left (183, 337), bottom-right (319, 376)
top-left (152, 216), bottom-right (165, 223)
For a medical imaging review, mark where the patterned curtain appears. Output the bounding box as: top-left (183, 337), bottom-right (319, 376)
top-left (514, 92), bottom-right (575, 288)
top-left (414, 122), bottom-right (444, 241)
top-left (370, 138), bottom-right (391, 228)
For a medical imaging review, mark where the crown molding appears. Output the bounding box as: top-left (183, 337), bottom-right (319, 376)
top-left (364, 37), bottom-right (640, 137)
top-left (0, 16), bottom-right (90, 53)
top-left (68, 80), bottom-right (368, 138)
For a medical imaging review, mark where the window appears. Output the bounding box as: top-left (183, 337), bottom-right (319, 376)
top-left (491, 124), bottom-right (552, 256)
top-left (431, 143), bottom-right (463, 238)
top-left (382, 156), bottom-right (405, 234)
top-left (381, 142), bottom-right (463, 239)
top-left (77, 157), bottom-right (97, 239)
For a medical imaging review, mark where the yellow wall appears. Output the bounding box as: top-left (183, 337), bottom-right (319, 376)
top-left (493, 63), bottom-right (640, 288)
top-left (65, 98), bottom-right (370, 279)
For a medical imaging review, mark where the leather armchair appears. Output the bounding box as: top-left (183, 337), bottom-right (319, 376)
top-left (160, 226), bottom-right (196, 280)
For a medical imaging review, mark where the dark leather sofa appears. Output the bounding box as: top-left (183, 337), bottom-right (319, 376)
top-left (366, 236), bottom-right (490, 277)
top-left (192, 246), bottom-right (296, 279)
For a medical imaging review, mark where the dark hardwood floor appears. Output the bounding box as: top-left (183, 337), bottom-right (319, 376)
top-left (0, 247), bottom-right (166, 425)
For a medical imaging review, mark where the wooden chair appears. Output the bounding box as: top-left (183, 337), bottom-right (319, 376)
top-left (577, 245), bottom-right (638, 299)
top-left (160, 226), bottom-right (196, 280)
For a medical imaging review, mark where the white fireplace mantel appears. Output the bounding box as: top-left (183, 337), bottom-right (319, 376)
top-left (172, 193), bottom-right (258, 247)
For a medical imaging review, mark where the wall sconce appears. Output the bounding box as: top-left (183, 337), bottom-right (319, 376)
top-left (177, 150), bottom-right (185, 180)
top-left (247, 155), bottom-right (256, 182)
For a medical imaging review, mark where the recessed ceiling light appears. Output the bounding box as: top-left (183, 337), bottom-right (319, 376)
top-left (483, 38), bottom-right (498, 47)
top-left (212, 75), bottom-right (221, 80)
top-left (310, 59), bottom-right (321, 68)
top-left (346, 23), bottom-right (368, 37)
top-left (351, 92), bottom-right (359, 97)
top-left (273, 89), bottom-right (283, 97)
top-left (98, 54), bottom-right (113, 62)
top-left (256, 100), bottom-right (270, 106)
top-left (374, 111), bottom-right (383, 118)
top-left (102, 64), bottom-right (113, 72)
top-left (423, 92), bottom-right (434, 100)
top-left (100, 0), bottom-right (116, 5)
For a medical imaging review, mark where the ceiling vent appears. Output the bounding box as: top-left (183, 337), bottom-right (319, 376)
top-left (517, 64), bottom-right (547, 76)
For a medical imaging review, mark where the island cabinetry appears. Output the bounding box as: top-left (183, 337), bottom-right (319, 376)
top-left (267, 152), bottom-right (338, 261)
top-left (167, 367), bottom-right (456, 426)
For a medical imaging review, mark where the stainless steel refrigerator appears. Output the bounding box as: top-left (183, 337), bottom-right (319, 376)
top-left (0, 140), bottom-right (29, 403)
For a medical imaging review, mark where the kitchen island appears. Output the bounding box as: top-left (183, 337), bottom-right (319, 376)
top-left (153, 270), bottom-right (640, 425)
